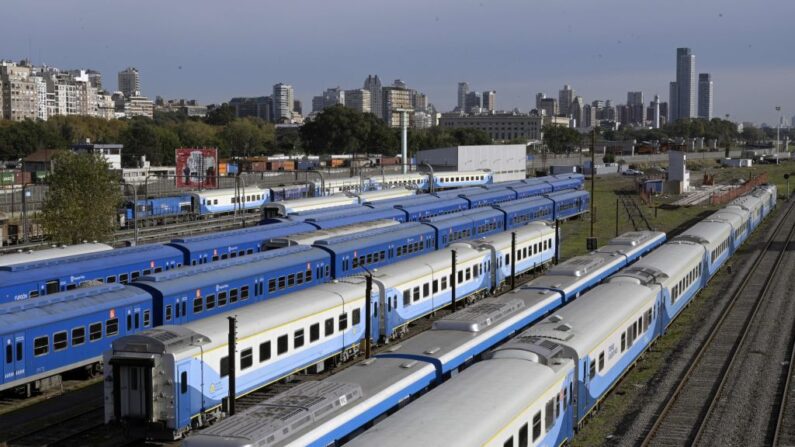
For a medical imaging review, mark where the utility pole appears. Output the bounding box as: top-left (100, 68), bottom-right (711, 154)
top-left (451, 250), bottom-right (457, 312)
top-left (776, 106), bottom-right (782, 153)
top-left (226, 316), bottom-right (237, 416)
top-left (510, 232), bottom-right (516, 290)
top-left (364, 274), bottom-right (372, 359)
top-left (587, 128), bottom-right (597, 250)
top-left (396, 108), bottom-right (412, 174)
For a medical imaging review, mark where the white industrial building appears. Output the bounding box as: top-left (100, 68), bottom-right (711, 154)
top-left (415, 144), bottom-right (526, 182)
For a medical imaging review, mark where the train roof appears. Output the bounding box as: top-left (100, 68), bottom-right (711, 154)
top-left (268, 220), bottom-right (400, 247)
top-left (363, 194), bottom-right (439, 208)
top-left (609, 242), bottom-right (704, 286)
top-left (706, 209), bottom-right (747, 230)
top-left (168, 222), bottom-right (316, 253)
top-left (0, 284), bottom-right (150, 333)
top-left (396, 197), bottom-right (469, 213)
top-left (673, 220), bottom-right (732, 247)
top-left (0, 243), bottom-right (113, 267)
top-left (263, 194), bottom-right (358, 215)
top-left (460, 189), bottom-right (515, 201)
top-left (314, 223), bottom-right (435, 253)
top-left (352, 188), bottom-right (415, 203)
top-left (347, 358), bottom-right (569, 447)
top-left (307, 208), bottom-right (405, 229)
top-left (133, 246), bottom-right (327, 296)
top-left (470, 221), bottom-right (553, 251)
top-left (545, 189), bottom-right (588, 200)
top-left (188, 186), bottom-right (268, 199)
top-left (493, 196), bottom-right (553, 213)
top-left (524, 282), bottom-right (656, 355)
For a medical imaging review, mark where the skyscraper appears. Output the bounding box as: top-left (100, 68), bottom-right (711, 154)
top-left (571, 96), bottom-right (584, 128)
top-left (651, 94), bottom-right (661, 129)
top-left (535, 93), bottom-right (546, 111)
top-left (118, 67), bottom-right (140, 97)
top-left (698, 73), bottom-right (713, 120)
top-left (382, 85), bottom-right (413, 128)
top-left (627, 91), bottom-right (645, 124)
top-left (363, 75), bottom-right (383, 119)
top-left (465, 91), bottom-right (481, 113)
top-left (457, 82), bottom-right (469, 112)
top-left (345, 89), bottom-right (371, 113)
top-left (272, 83), bottom-right (294, 123)
top-left (482, 90), bottom-right (496, 112)
top-left (674, 47), bottom-right (696, 121)
top-left (669, 81), bottom-right (679, 123)
top-left (558, 84), bottom-right (574, 117)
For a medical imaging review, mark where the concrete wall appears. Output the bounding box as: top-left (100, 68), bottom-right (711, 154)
top-left (416, 145), bottom-right (526, 182)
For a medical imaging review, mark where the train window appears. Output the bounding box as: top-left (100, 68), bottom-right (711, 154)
top-left (144, 269), bottom-right (152, 275)
top-left (339, 313), bottom-right (348, 331)
top-left (563, 387), bottom-right (568, 411)
top-left (107, 275), bottom-right (117, 283)
top-left (288, 274), bottom-right (295, 287)
top-left (106, 318), bottom-right (119, 337)
top-left (182, 301), bottom-right (187, 317)
top-left (212, 255), bottom-right (219, 262)
top-left (556, 394), bottom-right (561, 419)
top-left (193, 297), bottom-right (203, 314)
top-left (269, 279), bottom-right (276, 292)
top-left (296, 272), bottom-right (304, 285)
top-left (433, 280), bottom-right (439, 294)
top-left (53, 331), bottom-right (67, 351)
top-left (545, 398), bottom-right (554, 431)
top-left (457, 271), bottom-right (463, 284)
top-left (277, 335), bottom-right (288, 355)
top-left (352, 257), bottom-right (359, 268)
top-left (442, 276), bottom-right (447, 290)
top-left (403, 290), bottom-right (410, 306)
top-left (206, 295), bottom-right (215, 310)
top-left (598, 352), bottom-right (605, 371)
top-left (230, 289), bottom-right (238, 303)
top-left (131, 271), bottom-right (141, 280)
top-left (165, 305), bottom-right (173, 321)
top-left (180, 372), bottom-right (188, 394)
top-left (154, 267), bottom-right (163, 273)
top-left (294, 329), bottom-right (305, 348)
top-left (66, 284), bottom-right (77, 291)
top-left (127, 314), bottom-right (132, 331)
top-left (218, 291), bottom-right (227, 307)
top-left (240, 348), bottom-right (253, 370)
top-left (532, 412), bottom-right (541, 440)
top-left (503, 437), bottom-right (513, 447)
top-left (413, 287), bottom-right (420, 302)
top-left (34, 336), bottom-right (49, 356)
top-left (621, 333), bottom-right (626, 352)
top-left (241, 286), bottom-right (249, 300)
top-left (325, 318), bottom-right (334, 336)
top-left (135, 312), bottom-right (140, 329)
top-left (230, 252), bottom-right (237, 259)
top-left (220, 357), bottom-right (229, 377)
top-left (466, 268), bottom-right (471, 281)
top-left (4, 343), bottom-right (11, 363)
top-left (72, 327), bottom-right (85, 346)
top-left (518, 423), bottom-right (528, 447)
top-left (221, 254), bottom-right (229, 260)
top-left (352, 309), bottom-right (361, 325)
top-left (259, 341), bottom-right (271, 362)
top-left (589, 360), bottom-right (596, 380)
top-left (325, 265), bottom-right (330, 277)
top-left (278, 276), bottom-right (286, 289)
top-left (423, 283), bottom-right (430, 298)
top-left (306, 269), bottom-right (313, 282)
top-left (120, 274), bottom-right (129, 284)
top-left (310, 323), bottom-right (320, 342)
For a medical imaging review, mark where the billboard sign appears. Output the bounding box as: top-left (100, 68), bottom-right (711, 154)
top-left (176, 148), bottom-right (218, 188)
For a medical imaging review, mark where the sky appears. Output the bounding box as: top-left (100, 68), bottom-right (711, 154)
top-left (2, 0), bottom-right (794, 125)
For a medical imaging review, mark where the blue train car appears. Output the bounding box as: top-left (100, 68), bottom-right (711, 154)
top-left (168, 221), bottom-right (317, 265)
top-left (494, 196), bottom-right (555, 228)
top-left (314, 223), bottom-right (437, 277)
top-left (190, 187), bottom-right (270, 215)
top-left (269, 184), bottom-right (309, 201)
top-left (673, 220), bottom-right (732, 278)
top-left (423, 208), bottom-right (506, 246)
top-left (547, 189), bottom-right (590, 220)
top-left (397, 197), bottom-right (470, 221)
top-left (507, 181), bottom-right (554, 199)
top-left (307, 207), bottom-right (408, 228)
top-left (0, 284), bottom-right (153, 394)
top-left (459, 189), bottom-right (518, 208)
top-left (131, 245), bottom-right (332, 326)
top-left (124, 195), bottom-right (193, 221)
top-left (432, 186), bottom-right (488, 199)
top-left (549, 173), bottom-right (585, 191)
top-left (0, 245), bottom-right (184, 303)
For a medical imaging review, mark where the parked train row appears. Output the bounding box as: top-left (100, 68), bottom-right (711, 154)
top-left (102, 220), bottom-right (665, 440)
top-left (177, 184), bottom-right (777, 447)
top-left (0, 176), bottom-right (586, 304)
top-left (0, 185), bottom-right (589, 396)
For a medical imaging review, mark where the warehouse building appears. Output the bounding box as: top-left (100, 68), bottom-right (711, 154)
top-left (415, 144), bottom-right (526, 182)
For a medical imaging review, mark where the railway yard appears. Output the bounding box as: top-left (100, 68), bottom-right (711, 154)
top-left (0, 163), bottom-right (794, 447)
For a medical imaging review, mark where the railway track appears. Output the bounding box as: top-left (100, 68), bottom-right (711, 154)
top-left (773, 325), bottom-right (795, 446)
top-left (618, 191), bottom-right (653, 231)
top-left (640, 198), bottom-right (795, 447)
top-left (112, 211), bottom-right (262, 246)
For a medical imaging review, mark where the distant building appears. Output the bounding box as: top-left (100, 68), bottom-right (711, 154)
top-left (571, 96), bottom-right (584, 128)
top-left (669, 81), bottom-right (678, 123)
top-left (273, 83), bottom-right (294, 123)
top-left (230, 96), bottom-right (271, 121)
top-left (72, 140), bottom-right (123, 170)
top-left (698, 73), bottom-right (713, 120)
top-left (539, 97), bottom-right (558, 118)
top-left (457, 82), bottom-right (469, 111)
top-left (122, 94), bottom-right (154, 119)
top-left (156, 98), bottom-right (207, 117)
top-left (293, 100), bottom-right (302, 116)
top-left (344, 89), bottom-right (371, 113)
top-left (558, 84), bottom-right (574, 116)
top-left (382, 85), bottom-right (413, 128)
top-left (411, 91), bottom-right (428, 111)
top-left (363, 75), bottom-right (383, 119)
top-left (627, 91), bottom-right (645, 124)
top-left (671, 48), bottom-right (696, 121)
top-left (118, 67), bottom-right (141, 97)
top-left (651, 95), bottom-right (662, 129)
top-left (439, 111), bottom-right (543, 141)
top-left (535, 92), bottom-right (546, 111)
top-left (0, 61), bottom-right (37, 121)
top-left (465, 91), bottom-right (481, 113)
top-left (482, 90), bottom-right (496, 112)
top-left (416, 144), bottom-right (527, 182)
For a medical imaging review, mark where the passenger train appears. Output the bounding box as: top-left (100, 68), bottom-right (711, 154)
top-left (179, 185), bottom-right (777, 447)
top-left (106, 225), bottom-right (665, 440)
top-left (1, 177), bottom-right (586, 304)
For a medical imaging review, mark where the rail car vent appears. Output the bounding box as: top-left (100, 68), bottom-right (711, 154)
top-left (359, 358), bottom-right (377, 366)
top-left (556, 324), bottom-right (572, 332)
top-left (386, 344), bottom-right (402, 352)
top-left (424, 347), bottom-right (441, 355)
top-left (401, 360), bottom-right (418, 369)
top-left (549, 315), bottom-right (563, 322)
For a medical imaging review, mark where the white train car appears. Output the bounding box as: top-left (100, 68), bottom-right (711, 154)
top-left (0, 243), bottom-right (113, 267)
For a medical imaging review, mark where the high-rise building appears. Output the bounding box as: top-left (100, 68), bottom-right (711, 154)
top-left (363, 75), bottom-right (383, 119)
top-left (571, 96), bottom-right (584, 128)
top-left (465, 91), bottom-right (481, 113)
top-left (344, 89), bottom-right (371, 113)
top-left (118, 67), bottom-right (140, 97)
top-left (457, 82), bottom-right (469, 112)
top-left (382, 85), bottom-right (413, 128)
top-left (669, 81), bottom-right (679, 123)
top-left (651, 94), bottom-right (661, 129)
top-left (539, 97), bottom-right (558, 117)
top-left (558, 84), bottom-right (574, 116)
top-left (273, 83), bottom-right (294, 123)
top-left (698, 73), bottom-right (713, 120)
top-left (482, 90), bottom-right (496, 112)
top-left (411, 91), bottom-right (428, 111)
top-left (293, 100), bottom-right (302, 115)
top-left (627, 91), bottom-right (645, 124)
top-left (0, 61), bottom-right (38, 121)
top-left (627, 91), bottom-right (643, 106)
top-left (673, 47), bottom-right (696, 121)
top-left (230, 96), bottom-right (272, 121)
top-left (583, 104), bottom-right (596, 128)
top-left (535, 93), bottom-right (546, 111)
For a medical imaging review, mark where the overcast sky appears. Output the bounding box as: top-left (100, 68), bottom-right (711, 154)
top-left (2, 0), bottom-right (793, 125)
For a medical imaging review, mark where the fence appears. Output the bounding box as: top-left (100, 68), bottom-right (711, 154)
top-left (709, 173), bottom-right (769, 205)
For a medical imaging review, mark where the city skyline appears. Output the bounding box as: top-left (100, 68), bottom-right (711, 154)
top-left (1, 0), bottom-right (793, 124)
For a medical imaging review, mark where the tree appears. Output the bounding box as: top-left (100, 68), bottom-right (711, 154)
top-left (542, 124), bottom-right (582, 154)
top-left (301, 105), bottom-right (393, 154)
top-left (205, 103), bottom-right (236, 126)
top-left (39, 151), bottom-right (122, 244)
top-left (218, 118), bottom-right (275, 158)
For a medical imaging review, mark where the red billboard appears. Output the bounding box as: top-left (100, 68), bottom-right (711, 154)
top-left (175, 148), bottom-right (218, 189)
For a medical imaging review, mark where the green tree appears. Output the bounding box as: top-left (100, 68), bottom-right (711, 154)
top-left (39, 151), bottom-right (121, 244)
top-left (301, 105), bottom-right (382, 154)
top-left (205, 103), bottom-right (236, 126)
top-left (218, 118), bottom-right (275, 158)
top-left (120, 118), bottom-right (160, 166)
top-left (542, 124), bottom-right (582, 154)
top-left (176, 120), bottom-right (218, 148)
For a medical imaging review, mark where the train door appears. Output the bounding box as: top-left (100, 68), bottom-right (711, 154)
top-left (2, 335), bottom-right (16, 385)
top-left (118, 364), bottom-right (149, 419)
top-left (176, 363), bottom-right (191, 426)
top-left (45, 279), bottom-right (60, 294)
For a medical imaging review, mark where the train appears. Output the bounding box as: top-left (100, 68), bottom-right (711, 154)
top-left (0, 185), bottom-right (590, 397)
top-left (105, 224), bottom-right (665, 440)
top-left (0, 242), bottom-right (113, 267)
top-left (177, 185), bottom-right (777, 447)
top-left (0, 178), bottom-right (586, 303)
